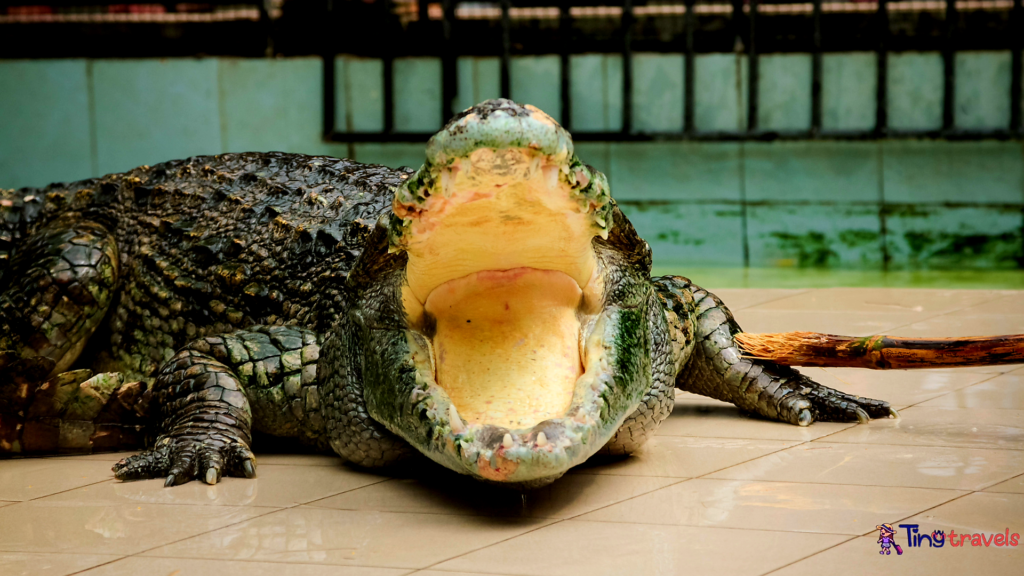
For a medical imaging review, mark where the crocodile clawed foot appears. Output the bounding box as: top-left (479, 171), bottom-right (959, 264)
top-left (113, 436), bottom-right (256, 486)
top-left (797, 379), bottom-right (893, 424)
top-left (767, 374), bottom-right (894, 426)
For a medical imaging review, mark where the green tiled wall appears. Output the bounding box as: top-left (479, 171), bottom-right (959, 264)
top-left (92, 59), bottom-right (222, 175)
top-left (888, 52), bottom-right (945, 130)
top-left (2, 52), bottom-right (1021, 271)
top-left (821, 52), bottom-right (876, 131)
top-left (571, 54), bottom-right (623, 132)
top-left (758, 54), bottom-right (812, 131)
top-left (0, 60), bottom-right (93, 187)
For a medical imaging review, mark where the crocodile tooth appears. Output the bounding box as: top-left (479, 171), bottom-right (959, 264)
top-left (536, 432), bottom-right (548, 447)
top-left (502, 433), bottom-right (513, 450)
top-left (448, 404), bottom-right (466, 434)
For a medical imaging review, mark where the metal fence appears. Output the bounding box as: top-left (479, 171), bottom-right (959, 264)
top-left (2, 1), bottom-right (1021, 141)
top-left (322, 0), bottom-right (1024, 142)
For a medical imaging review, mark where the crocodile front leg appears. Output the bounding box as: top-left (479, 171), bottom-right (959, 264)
top-left (655, 276), bottom-right (894, 426)
top-left (113, 326), bottom-right (324, 485)
top-left (0, 215), bottom-right (121, 452)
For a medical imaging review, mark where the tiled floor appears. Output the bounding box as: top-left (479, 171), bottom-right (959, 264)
top-left (2, 287), bottom-right (1022, 576)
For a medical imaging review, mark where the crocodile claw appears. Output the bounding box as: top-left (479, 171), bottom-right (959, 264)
top-left (797, 408), bottom-right (813, 427)
top-left (242, 458), bottom-right (256, 479)
top-left (114, 437), bottom-right (257, 487)
top-left (855, 407), bottom-right (870, 424)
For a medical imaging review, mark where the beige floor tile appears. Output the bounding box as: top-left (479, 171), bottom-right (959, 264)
top-left (771, 532), bottom-right (1022, 576)
top-left (413, 572), bottom-right (517, 576)
top-left (577, 478), bottom-right (965, 535)
top-left (952, 292), bottom-right (1024, 315)
top-left (571, 436), bottom-right (800, 479)
top-left (142, 507), bottom-right (554, 569)
top-left (749, 287), bottom-right (1005, 315)
top-left (918, 373), bottom-right (1024, 410)
top-left (0, 501), bottom-right (275, 555)
top-left (821, 367), bottom-right (994, 409)
top-left (0, 458), bottom-right (116, 501)
top-left (706, 288), bottom-right (809, 311)
top-left (657, 402), bottom-right (855, 441)
top-left (38, 463), bottom-right (388, 508)
top-left (672, 392), bottom-right (733, 407)
top-left (47, 451), bottom-right (138, 462)
top-left (730, 309), bottom-right (922, 337)
top-left (903, 491), bottom-right (1024, 534)
top-left (983, 473), bottom-right (1024, 494)
top-left (0, 552), bottom-right (122, 576)
top-left (255, 453), bottom-right (343, 466)
top-left (79, 556), bottom-right (408, 576)
top-left (822, 406), bottom-right (1024, 450)
top-left (886, 313), bottom-right (1024, 338)
top-left (776, 492), bottom-right (1024, 575)
top-left (0, 501), bottom-right (16, 508)
top-left (434, 520), bottom-right (848, 576)
top-left (707, 442), bottom-right (1024, 491)
top-left (921, 363), bottom-right (1024, 375)
top-left (310, 472), bottom-right (680, 519)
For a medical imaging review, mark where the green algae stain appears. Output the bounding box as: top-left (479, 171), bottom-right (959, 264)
top-left (768, 231), bottom-right (840, 267)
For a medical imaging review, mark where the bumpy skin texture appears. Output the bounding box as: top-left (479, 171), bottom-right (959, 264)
top-left (657, 276), bottom-right (892, 425)
top-left (0, 153), bottom-right (410, 465)
top-left (0, 140), bottom-right (892, 484)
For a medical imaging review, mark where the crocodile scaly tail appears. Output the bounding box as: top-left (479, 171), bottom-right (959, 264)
top-left (736, 332), bottom-right (1024, 370)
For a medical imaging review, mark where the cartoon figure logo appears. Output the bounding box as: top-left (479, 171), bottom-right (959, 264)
top-left (877, 523), bottom-right (904, 555)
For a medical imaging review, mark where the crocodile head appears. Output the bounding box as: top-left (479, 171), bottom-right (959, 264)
top-left (345, 99), bottom-right (656, 487)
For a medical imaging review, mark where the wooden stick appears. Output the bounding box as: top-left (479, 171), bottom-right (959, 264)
top-left (735, 331), bottom-right (1024, 370)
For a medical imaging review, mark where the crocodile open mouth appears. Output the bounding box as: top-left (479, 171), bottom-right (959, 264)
top-left (384, 101), bottom-right (629, 484)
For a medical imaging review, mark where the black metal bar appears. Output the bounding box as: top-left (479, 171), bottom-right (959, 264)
top-left (684, 0), bottom-right (695, 134)
top-left (322, 0), bottom-right (336, 138)
top-left (1011, 0), bottom-right (1023, 133)
top-left (811, 0), bottom-right (822, 134)
top-left (500, 0), bottom-right (511, 99)
top-left (418, 0), bottom-right (429, 23)
top-left (876, 0), bottom-right (889, 136)
top-left (382, 0), bottom-right (394, 134)
top-left (730, 0), bottom-right (745, 131)
top-left (560, 0), bottom-right (572, 129)
top-left (441, 0), bottom-right (458, 123)
top-left (943, 0), bottom-right (957, 132)
top-left (622, 0), bottom-right (634, 134)
top-left (747, 0), bottom-right (758, 132)
top-left (326, 127), bottom-right (1022, 144)
top-left (258, 0), bottom-right (273, 57)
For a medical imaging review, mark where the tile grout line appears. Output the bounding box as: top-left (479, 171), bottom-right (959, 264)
top-left (757, 490), bottom-right (979, 576)
top-left (570, 473), bottom-right (982, 492)
top-left (24, 477), bottom-right (116, 503)
top-left (823, 366), bottom-right (1008, 414)
top-left (729, 288), bottom-right (814, 312)
top-left (63, 473), bottom-right (396, 574)
top-left (64, 506), bottom-right (291, 576)
top-left (973, 470), bottom-right (1024, 492)
top-left (864, 289), bottom-right (1023, 337)
top-left (411, 518), bottom-right (571, 574)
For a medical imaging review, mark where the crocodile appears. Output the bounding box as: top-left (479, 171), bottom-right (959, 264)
top-left (0, 99), bottom-right (897, 488)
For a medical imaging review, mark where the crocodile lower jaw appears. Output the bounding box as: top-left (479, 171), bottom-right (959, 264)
top-left (393, 148), bottom-right (618, 483)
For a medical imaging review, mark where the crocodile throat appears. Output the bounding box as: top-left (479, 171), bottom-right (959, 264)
top-left (378, 100), bottom-right (633, 485)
